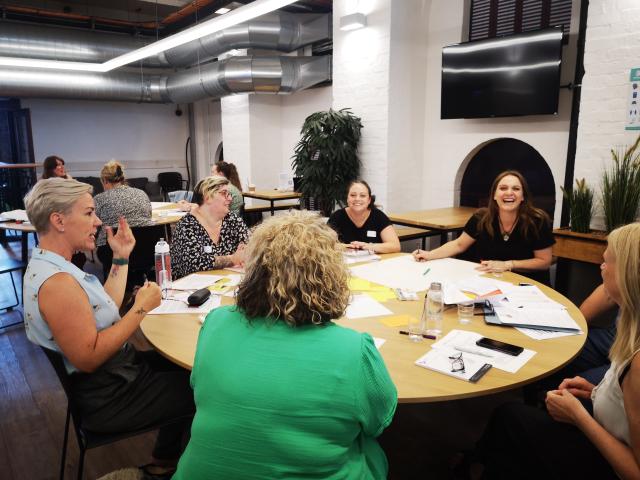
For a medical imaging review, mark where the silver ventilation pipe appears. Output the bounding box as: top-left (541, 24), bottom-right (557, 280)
top-left (161, 13), bottom-right (329, 68)
top-left (0, 12), bottom-right (329, 68)
top-left (0, 55), bottom-right (331, 103)
top-left (0, 22), bottom-right (168, 67)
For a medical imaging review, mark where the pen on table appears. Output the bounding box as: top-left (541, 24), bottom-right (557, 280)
top-left (454, 345), bottom-right (495, 358)
top-left (399, 330), bottom-right (436, 340)
top-left (422, 268), bottom-right (431, 276)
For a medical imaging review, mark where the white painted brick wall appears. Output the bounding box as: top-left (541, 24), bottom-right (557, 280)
top-left (574, 0), bottom-right (640, 229)
top-left (333, 0), bottom-right (392, 209)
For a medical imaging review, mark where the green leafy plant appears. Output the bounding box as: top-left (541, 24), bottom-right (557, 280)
top-left (561, 178), bottom-right (594, 233)
top-left (291, 108), bottom-right (363, 216)
top-left (601, 135), bottom-right (640, 232)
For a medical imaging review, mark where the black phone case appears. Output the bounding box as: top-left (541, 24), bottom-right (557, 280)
top-left (187, 288), bottom-right (211, 306)
top-left (475, 338), bottom-right (523, 356)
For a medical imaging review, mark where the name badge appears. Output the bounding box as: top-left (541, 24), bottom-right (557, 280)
top-left (366, 230), bottom-right (377, 238)
top-left (204, 245), bottom-right (213, 254)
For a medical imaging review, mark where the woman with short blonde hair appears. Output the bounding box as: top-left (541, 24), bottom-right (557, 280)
top-left (23, 178), bottom-right (193, 479)
top-left (173, 211), bottom-right (397, 479)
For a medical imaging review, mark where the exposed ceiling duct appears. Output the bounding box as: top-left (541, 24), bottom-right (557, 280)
top-left (0, 55), bottom-right (331, 103)
top-left (0, 12), bottom-right (330, 69)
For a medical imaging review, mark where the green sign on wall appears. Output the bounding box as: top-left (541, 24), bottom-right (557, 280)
top-left (627, 68), bottom-right (640, 131)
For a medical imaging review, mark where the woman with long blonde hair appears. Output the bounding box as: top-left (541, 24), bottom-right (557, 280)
top-left (470, 222), bottom-right (640, 479)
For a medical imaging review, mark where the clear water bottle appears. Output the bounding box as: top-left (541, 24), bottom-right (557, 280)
top-left (154, 238), bottom-right (172, 290)
top-left (425, 282), bottom-right (443, 337)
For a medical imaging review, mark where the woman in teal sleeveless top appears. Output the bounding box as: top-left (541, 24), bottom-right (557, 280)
top-left (173, 211), bottom-right (398, 479)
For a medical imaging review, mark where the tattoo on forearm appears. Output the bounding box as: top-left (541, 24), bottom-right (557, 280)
top-left (110, 265), bottom-right (119, 278)
top-left (135, 307), bottom-right (147, 315)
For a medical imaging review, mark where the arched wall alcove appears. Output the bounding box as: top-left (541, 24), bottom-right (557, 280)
top-left (456, 137), bottom-right (556, 219)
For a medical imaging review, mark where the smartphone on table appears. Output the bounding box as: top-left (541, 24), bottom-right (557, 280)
top-left (476, 337), bottom-right (524, 356)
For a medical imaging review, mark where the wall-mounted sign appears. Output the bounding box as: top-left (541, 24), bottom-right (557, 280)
top-left (626, 68), bottom-right (640, 131)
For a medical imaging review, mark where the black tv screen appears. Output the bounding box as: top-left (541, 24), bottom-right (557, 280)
top-left (441, 27), bottom-right (563, 119)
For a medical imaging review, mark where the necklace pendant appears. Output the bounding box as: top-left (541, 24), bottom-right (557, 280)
top-left (503, 233), bottom-right (509, 242)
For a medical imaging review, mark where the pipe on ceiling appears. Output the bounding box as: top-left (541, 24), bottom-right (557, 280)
top-left (0, 55), bottom-right (331, 103)
top-left (0, 12), bottom-right (330, 68)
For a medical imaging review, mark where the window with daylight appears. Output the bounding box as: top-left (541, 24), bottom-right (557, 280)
top-left (469, 0), bottom-right (572, 42)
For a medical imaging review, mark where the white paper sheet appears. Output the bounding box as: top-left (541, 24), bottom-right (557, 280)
top-left (430, 329), bottom-right (536, 373)
top-left (349, 256), bottom-right (482, 292)
top-left (515, 326), bottom-right (582, 340)
top-left (150, 202), bottom-right (174, 209)
top-left (494, 305), bottom-right (582, 331)
top-left (149, 294), bottom-right (221, 314)
top-left (373, 337), bottom-right (386, 349)
top-left (343, 253), bottom-right (381, 264)
top-left (500, 285), bottom-right (566, 309)
top-left (171, 274), bottom-right (225, 290)
top-left (0, 209), bottom-right (29, 222)
top-left (345, 294), bottom-right (393, 319)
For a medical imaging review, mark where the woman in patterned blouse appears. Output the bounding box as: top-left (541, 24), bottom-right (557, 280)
top-left (171, 176), bottom-right (249, 279)
top-left (94, 160), bottom-right (153, 279)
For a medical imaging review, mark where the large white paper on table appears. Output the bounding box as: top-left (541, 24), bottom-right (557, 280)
top-left (0, 209), bottom-right (29, 222)
top-left (349, 256), bottom-right (482, 293)
top-left (431, 329), bottom-right (536, 373)
top-left (345, 294), bottom-right (393, 319)
top-left (149, 294), bottom-right (221, 315)
top-left (171, 274), bottom-right (225, 290)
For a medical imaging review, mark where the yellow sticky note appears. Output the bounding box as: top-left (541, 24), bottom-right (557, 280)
top-left (367, 291), bottom-right (397, 302)
top-left (349, 278), bottom-right (372, 291)
top-left (380, 315), bottom-right (413, 327)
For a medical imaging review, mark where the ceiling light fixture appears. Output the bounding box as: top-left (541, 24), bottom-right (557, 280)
top-left (0, 0), bottom-right (297, 73)
top-left (215, 7), bottom-right (232, 14)
top-left (339, 12), bottom-right (367, 31)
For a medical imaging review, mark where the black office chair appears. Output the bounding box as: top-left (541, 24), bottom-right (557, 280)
top-left (98, 225), bottom-right (166, 289)
top-left (157, 172), bottom-right (187, 201)
top-left (0, 258), bottom-right (26, 331)
top-left (40, 346), bottom-right (188, 480)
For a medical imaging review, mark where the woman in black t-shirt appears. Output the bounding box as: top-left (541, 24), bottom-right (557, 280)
top-left (412, 170), bottom-right (554, 284)
top-left (328, 180), bottom-right (401, 254)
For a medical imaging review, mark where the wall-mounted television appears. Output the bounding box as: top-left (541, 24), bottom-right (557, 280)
top-left (441, 26), bottom-right (564, 119)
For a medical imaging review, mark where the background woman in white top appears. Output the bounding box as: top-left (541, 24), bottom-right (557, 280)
top-left (467, 222), bottom-right (640, 479)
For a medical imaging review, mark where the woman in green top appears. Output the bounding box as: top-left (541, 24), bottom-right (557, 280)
top-left (173, 211), bottom-right (398, 480)
top-left (213, 160), bottom-right (244, 214)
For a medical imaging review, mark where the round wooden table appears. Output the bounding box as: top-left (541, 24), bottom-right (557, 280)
top-left (140, 259), bottom-right (586, 403)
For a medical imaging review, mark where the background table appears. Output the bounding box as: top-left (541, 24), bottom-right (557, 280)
top-left (242, 189), bottom-right (302, 215)
top-left (140, 260), bottom-right (586, 403)
top-left (388, 207), bottom-right (476, 243)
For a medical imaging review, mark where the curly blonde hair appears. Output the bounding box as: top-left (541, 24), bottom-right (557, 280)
top-left (100, 160), bottom-right (125, 184)
top-left (236, 210), bottom-right (350, 326)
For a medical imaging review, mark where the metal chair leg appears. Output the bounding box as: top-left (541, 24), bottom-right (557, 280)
top-left (60, 406), bottom-right (71, 480)
top-left (77, 444), bottom-right (86, 480)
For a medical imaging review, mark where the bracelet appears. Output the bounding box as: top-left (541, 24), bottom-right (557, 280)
top-left (112, 257), bottom-right (129, 265)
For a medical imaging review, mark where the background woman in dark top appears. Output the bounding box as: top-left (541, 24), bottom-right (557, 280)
top-left (413, 170), bottom-right (554, 284)
top-left (328, 180), bottom-right (400, 254)
top-left (42, 155), bottom-right (71, 179)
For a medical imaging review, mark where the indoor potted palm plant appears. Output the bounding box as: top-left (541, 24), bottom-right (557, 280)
top-left (601, 135), bottom-right (640, 232)
top-left (291, 108), bottom-right (363, 216)
top-left (561, 178), bottom-right (594, 233)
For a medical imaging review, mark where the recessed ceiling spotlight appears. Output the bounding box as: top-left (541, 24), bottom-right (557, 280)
top-left (215, 7), bottom-right (231, 14)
